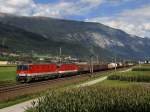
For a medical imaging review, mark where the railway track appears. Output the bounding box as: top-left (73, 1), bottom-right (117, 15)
top-left (0, 71), bottom-right (105, 94)
top-left (0, 75), bottom-right (87, 93)
top-left (0, 83), bottom-right (17, 88)
top-left (0, 67), bottom-right (132, 94)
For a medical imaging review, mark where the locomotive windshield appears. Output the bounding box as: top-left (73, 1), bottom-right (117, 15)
top-left (17, 65), bottom-right (29, 70)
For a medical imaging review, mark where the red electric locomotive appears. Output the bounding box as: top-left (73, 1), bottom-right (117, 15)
top-left (16, 64), bottom-right (58, 82)
top-left (58, 64), bottom-right (79, 76)
top-left (16, 63), bottom-right (79, 82)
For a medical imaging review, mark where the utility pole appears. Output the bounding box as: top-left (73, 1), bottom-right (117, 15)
top-left (2, 38), bottom-right (6, 48)
top-left (0, 38), bottom-right (6, 54)
top-left (31, 50), bottom-right (34, 56)
top-left (59, 47), bottom-right (62, 63)
top-left (90, 55), bottom-right (94, 77)
top-left (96, 55), bottom-right (99, 64)
top-left (114, 55), bottom-right (117, 72)
top-left (138, 60), bottom-right (141, 67)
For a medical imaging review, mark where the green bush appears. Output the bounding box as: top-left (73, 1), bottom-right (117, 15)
top-left (29, 86), bottom-right (150, 112)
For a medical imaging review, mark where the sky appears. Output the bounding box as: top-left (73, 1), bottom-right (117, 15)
top-left (0, 0), bottom-right (150, 38)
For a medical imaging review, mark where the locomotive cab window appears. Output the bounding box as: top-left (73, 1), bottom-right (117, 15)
top-left (17, 65), bottom-right (29, 70)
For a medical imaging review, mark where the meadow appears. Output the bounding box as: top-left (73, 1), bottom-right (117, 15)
top-left (0, 66), bottom-right (16, 83)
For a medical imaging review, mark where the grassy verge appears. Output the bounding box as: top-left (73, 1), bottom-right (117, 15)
top-left (96, 80), bottom-right (135, 87)
top-left (0, 95), bottom-right (35, 109)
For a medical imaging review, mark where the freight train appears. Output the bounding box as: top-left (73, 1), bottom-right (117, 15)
top-left (16, 63), bottom-right (132, 82)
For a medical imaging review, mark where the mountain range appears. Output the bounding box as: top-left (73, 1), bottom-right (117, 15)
top-left (0, 13), bottom-right (149, 60)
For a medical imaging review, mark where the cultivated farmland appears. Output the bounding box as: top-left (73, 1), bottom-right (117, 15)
top-left (27, 65), bottom-right (150, 112)
top-left (29, 85), bottom-right (150, 112)
top-left (108, 66), bottom-right (150, 82)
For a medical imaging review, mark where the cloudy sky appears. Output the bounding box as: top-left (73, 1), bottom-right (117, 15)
top-left (0, 0), bottom-right (150, 38)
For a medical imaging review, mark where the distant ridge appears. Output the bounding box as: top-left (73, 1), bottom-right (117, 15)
top-left (0, 13), bottom-right (149, 60)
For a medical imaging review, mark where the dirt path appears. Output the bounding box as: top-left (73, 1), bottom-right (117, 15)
top-left (76, 76), bottom-right (108, 87)
top-left (0, 99), bottom-right (37, 112)
top-left (119, 68), bottom-right (132, 73)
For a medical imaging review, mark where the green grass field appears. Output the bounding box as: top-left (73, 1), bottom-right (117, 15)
top-left (0, 66), bottom-right (16, 83)
top-left (97, 80), bottom-right (135, 87)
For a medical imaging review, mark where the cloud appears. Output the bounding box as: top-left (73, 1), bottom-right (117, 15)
top-left (0, 0), bottom-right (149, 38)
top-left (121, 5), bottom-right (150, 18)
top-left (102, 0), bottom-right (136, 5)
top-left (87, 5), bottom-right (150, 38)
top-left (0, 0), bottom-right (35, 16)
top-left (35, 0), bottom-right (102, 17)
top-left (0, 0), bottom-right (102, 17)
